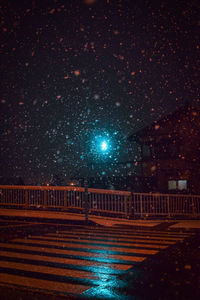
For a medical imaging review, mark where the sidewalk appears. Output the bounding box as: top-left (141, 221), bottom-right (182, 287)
top-left (1, 208), bottom-right (200, 229)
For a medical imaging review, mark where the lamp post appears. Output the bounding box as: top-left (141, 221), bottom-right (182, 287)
top-left (84, 137), bottom-right (110, 223)
top-left (84, 177), bottom-right (89, 223)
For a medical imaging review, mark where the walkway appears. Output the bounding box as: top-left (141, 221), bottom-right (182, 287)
top-left (0, 208), bottom-right (200, 229)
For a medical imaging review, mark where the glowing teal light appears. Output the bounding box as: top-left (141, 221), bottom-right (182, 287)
top-left (101, 141), bottom-right (108, 151)
top-left (90, 131), bottom-right (113, 159)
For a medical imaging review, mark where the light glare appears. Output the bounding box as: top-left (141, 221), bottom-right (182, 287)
top-left (101, 141), bottom-right (108, 151)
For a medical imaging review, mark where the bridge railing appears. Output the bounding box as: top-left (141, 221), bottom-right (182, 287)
top-left (0, 185), bottom-right (132, 217)
top-left (0, 185), bottom-right (199, 218)
top-left (132, 193), bottom-right (200, 217)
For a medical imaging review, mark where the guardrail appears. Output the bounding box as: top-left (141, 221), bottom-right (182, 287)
top-left (0, 185), bottom-right (132, 218)
top-left (0, 185), bottom-right (199, 218)
top-left (132, 193), bottom-right (200, 217)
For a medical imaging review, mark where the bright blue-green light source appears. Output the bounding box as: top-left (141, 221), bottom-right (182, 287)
top-left (101, 141), bottom-right (108, 151)
top-left (90, 132), bottom-right (112, 158)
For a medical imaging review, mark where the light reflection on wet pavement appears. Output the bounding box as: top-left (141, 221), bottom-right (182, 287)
top-left (0, 225), bottom-right (193, 299)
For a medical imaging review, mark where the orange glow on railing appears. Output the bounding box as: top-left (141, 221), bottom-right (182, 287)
top-left (0, 185), bottom-right (131, 196)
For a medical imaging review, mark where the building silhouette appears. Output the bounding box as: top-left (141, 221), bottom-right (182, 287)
top-left (128, 104), bottom-right (200, 194)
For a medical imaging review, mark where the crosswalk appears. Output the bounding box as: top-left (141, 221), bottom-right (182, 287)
top-left (0, 225), bottom-right (193, 298)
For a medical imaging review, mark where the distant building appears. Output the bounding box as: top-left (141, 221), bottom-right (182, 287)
top-left (128, 104), bottom-right (200, 194)
top-left (70, 176), bottom-right (130, 191)
top-left (0, 177), bottom-right (25, 185)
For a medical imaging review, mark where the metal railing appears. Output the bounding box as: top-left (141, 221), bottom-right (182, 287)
top-left (132, 193), bottom-right (200, 217)
top-left (0, 185), bottom-right (132, 218)
top-left (0, 185), bottom-right (199, 218)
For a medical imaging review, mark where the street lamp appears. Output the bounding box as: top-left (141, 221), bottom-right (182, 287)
top-left (100, 141), bottom-right (108, 151)
top-left (84, 135), bottom-right (111, 223)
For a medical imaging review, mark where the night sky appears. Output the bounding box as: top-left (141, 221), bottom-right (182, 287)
top-left (1, 0), bottom-right (200, 184)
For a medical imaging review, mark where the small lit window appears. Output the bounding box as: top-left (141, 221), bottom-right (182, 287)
top-left (168, 180), bottom-right (177, 190)
top-left (178, 180), bottom-right (187, 190)
top-left (168, 179), bottom-right (187, 191)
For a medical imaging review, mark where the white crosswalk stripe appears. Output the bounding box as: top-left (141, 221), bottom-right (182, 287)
top-left (0, 226), bottom-right (192, 298)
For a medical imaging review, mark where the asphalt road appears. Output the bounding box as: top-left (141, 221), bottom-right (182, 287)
top-left (0, 216), bottom-right (199, 300)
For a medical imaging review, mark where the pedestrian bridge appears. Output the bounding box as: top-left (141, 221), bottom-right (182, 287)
top-left (0, 185), bottom-right (199, 218)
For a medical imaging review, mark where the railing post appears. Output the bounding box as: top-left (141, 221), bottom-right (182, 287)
top-left (43, 190), bottom-right (47, 208)
top-left (84, 178), bottom-right (89, 223)
top-left (64, 190), bottom-right (67, 210)
top-left (131, 193), bottom-right (137, 219)
top-left (93, 195), bottom-right (97, 210)
top-left (167, 195), bottom-right (170, 218)
top-left (125, 196), bottom-right (128, 218)
top-left (140, 194), bottom-right (143, 218)
top-left (25, 190), bottom-right (28, 208)
top-left (191, 196), bottom-right (196, 216)
top-left (125, 196), bottom-right (131, 218)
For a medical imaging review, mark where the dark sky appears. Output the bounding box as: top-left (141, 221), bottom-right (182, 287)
top-left (1, 0), bottom-right (200, 184)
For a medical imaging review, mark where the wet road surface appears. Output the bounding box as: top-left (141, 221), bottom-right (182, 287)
top-left (0, 218), bottom-right (199, 299)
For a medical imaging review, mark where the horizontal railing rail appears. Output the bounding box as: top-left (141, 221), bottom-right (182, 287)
top-left (0, 185), bottom-right (199, 218)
